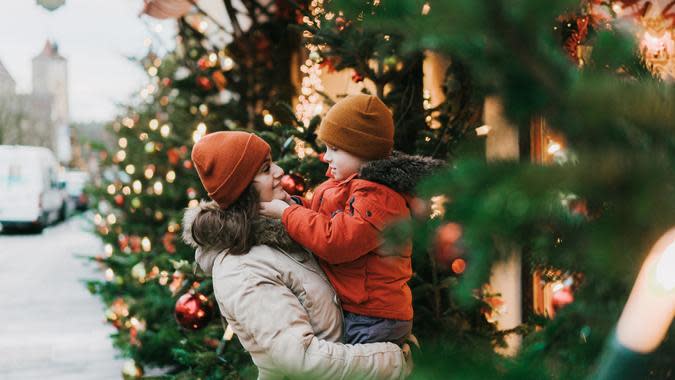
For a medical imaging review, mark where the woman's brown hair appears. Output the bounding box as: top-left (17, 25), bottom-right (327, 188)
top-left (182, 185), bottom-right (259, 255)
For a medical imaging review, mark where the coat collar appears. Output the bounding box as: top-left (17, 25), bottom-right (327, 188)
top-left (357, 151), bottom-right (445, 194)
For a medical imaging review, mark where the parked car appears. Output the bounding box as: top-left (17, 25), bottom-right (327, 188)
top-left (62, 169), bottom-right (90, 211)
top-left (0, 145), bottom-right (65, 232)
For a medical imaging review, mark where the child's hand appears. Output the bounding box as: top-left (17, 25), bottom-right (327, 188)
top-left (259, 199), bottom-right (290, 219)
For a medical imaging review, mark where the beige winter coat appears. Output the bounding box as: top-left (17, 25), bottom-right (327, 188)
top-left (189, 216), bottom-right (408, 380)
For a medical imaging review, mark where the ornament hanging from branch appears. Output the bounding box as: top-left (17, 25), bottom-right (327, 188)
top-left (37, 0), bottom-right (65, 12)
top-left (174, 291), bottom-right (213, 330)
top-left (141, 0), bottom-right (194, 19)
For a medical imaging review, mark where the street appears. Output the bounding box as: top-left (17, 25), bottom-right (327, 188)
top-left (0, 215), bottom-right (124, 380)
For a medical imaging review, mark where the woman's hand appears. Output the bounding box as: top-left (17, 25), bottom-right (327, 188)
top-left (260, 199), bottom-right (291, 219)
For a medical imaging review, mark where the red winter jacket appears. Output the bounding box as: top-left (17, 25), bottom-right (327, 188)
top-left (282, 172), bottom-right (413, 321)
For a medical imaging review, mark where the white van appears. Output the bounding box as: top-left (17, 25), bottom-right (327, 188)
top-left (0, 145), bottom-right (65, 232)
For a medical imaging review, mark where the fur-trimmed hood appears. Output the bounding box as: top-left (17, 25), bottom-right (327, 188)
top-left (183, 204), bottom-right (305, 275)
top-left (358, 151), bottom-right (445, 194)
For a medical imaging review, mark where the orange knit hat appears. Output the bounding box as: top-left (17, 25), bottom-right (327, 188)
top-left (191, 131), bottom-right (270, 208)
top-left (317, 94), bottom-right (394, 160)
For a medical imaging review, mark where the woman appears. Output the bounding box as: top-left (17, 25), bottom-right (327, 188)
top-left (182, 131), bottom-right (411, 380)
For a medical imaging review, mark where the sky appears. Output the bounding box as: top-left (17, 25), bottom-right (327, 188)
top-left (0, 0), bottom-right (175, 122)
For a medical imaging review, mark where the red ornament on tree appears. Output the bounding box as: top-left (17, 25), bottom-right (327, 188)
top-left (196, 76), bottom-right (212, 91)
top-left (335, 16), bottom-right (347, 31)
top-left (211, 71), bottom-right (227, 90)
top-left (183, 160), bottom-right (193, 170)
top-left (319, 57), bottom-right (337, 73)
top-left (552, 287), bottom-right (575, 311)
top-left (351, 71), bottom-right (364, 83)
top-left (451, 258), bottom-right (466, 274)
top-left (280, 173), bottom-right (306, 195)
top-left (129, 235), bottom-right (142, 253)
top-left (118, 235), bottom-right (129, 251)
top-left (186, 187), bottom-right (197, 199)
top-left (114, 194), bottom-right (125, 206)
top-left (568, 198), bottom-right (589, 218)
top-left (434, 222), bottom-right (464, 269)
top-left (197, 57), bottom-right (210, 71)
top-left (167, 148), bottom-right (180, 165)
top-left (174, 292), bottom-right (213, 330)
top-left (161, 77), bottom-right (172, 87)
top-left (162, 232), bottom-right (176, 253)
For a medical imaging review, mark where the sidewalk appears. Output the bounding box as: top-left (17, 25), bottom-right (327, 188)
top-left (0, 215), bottom-right (125, 380)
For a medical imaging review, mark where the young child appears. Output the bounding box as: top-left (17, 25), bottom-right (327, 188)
top-left (260, 94), bottom-right (442, 345)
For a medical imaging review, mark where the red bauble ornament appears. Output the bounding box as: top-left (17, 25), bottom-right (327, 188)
top-left (161, 77), bottom-right (172, 87)
top-left (351, 71), bottom-right (364, 83)
top-left (129, 235), bottom-right (142, 253)
top-left (186, 187), bottom-right (197, 199)
top-left (183, 160), bottom-right (193, 170)
top-left (118, 235), bottom-right (129, 251)
top-left (434, 223), bottom-right (464, 268)
top-left (319, 57), bottom-right (337, 73)
top-left (197, 57), bottom-right (210, 71)
top-left (167, 148), bottom-right (180, 165)
top-left (568, 198), bottom-right (589, 218)
top-left (280, 173), bottom-right (306, 195)
top-left (174, 292), bottom-right (213, 330)
top-left (211, 71), bottom-right (227, 90)
top-left (163, 232), bottom-right (176, 253)
top-left (114, 194), bottom-right (125, 206)
top-left (552, 287), bottom-right (575, 311)
top-left (451, 258), bottom-right (466, 274)
top-left (335, 16), bottom-right (346, 31)
top-left (196, 76), bottom-right (212, 91)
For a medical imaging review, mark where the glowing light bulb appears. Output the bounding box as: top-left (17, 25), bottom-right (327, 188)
top-left (221, 57), bottom-right (234, 71)
top-left (547, 142), bottom-right (561, 155)
top-left (166, 170), bottom-right (176, 183)
top-left (263, 114), bottom-right (274, 126)
top-left (160, 124), bottom-right (171, 137)
top-left (125, 165), bottom-right (135, 175)
top-left (149, 119), bottom-right (159, 130)
top-left (118, 137), bottom-right (128, 148)
top-left (107, 184), bottom-right (116, 195)
top-left (144, 166), bottom-right (154, 179)
top-left (153, 181), bottom-right (163, 195)
top-left (133, 180), bottom-right (142, 194)
top-left (141, 236), bottom-right (151, 252)
top-left (105, 268), bottom-right (114, 281)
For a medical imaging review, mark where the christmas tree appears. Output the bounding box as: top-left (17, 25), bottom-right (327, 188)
top-left (87, 0), bottom-right (674, 378)
top-left (86, 1), bottom-right (307, 377)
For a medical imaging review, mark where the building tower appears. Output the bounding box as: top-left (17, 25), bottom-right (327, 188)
top-left (32, 40), bottom-right (70, 162)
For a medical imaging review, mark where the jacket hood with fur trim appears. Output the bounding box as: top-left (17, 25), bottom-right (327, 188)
top-left (183, 206), bottom-right (306, 275)
top-left (358, 151), bottom-right (445, 195)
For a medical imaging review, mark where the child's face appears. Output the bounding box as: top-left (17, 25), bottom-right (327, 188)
top-left (323, 145), bottom-right (365, 181)
top-left (252, 155), bottom-right (288, 202)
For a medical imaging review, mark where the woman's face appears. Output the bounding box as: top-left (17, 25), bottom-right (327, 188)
top-left (252, 155), bottom-right (288, 202)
